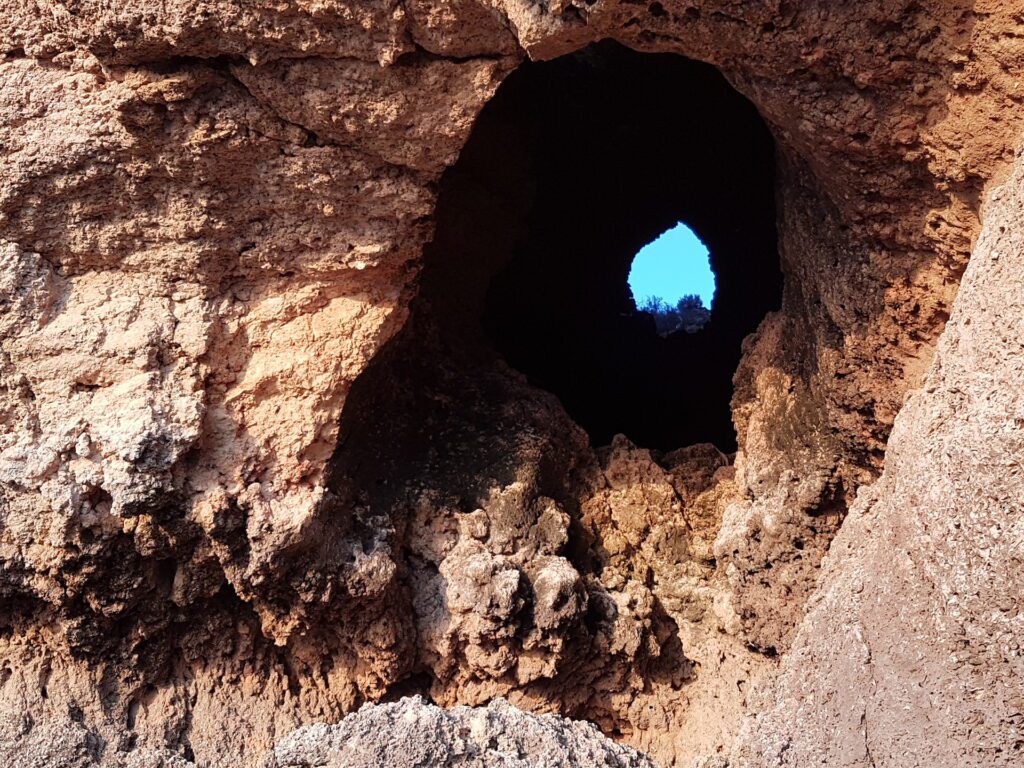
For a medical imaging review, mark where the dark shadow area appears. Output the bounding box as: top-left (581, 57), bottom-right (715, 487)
top-left (420, 41), bottom-right (781, 451)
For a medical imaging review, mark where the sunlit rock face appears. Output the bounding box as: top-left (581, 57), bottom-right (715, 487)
top-left (3, 2), bottom-right (1024, 767)
top-left (265, 696), bottom-right (659, 768)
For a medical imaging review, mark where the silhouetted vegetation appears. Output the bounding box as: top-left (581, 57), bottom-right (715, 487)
top-left (638, 294), bottom-right (711, 335)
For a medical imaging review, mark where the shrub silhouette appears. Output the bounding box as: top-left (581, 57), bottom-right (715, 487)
top-left (638, 294), bottom-right (711, 335)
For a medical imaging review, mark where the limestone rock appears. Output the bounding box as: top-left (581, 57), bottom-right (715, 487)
top-left (263, 696), bottom-right (657, 768)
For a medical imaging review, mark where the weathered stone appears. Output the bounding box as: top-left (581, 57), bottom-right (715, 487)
top-left (2, 1), bottom-right (1023, 766)
top-left (264, 696), bottom-right (657, 768)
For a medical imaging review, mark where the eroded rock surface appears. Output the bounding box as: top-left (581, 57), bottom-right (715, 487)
top-left (1, 696), bottom-right (658, 768)
top-left (2, 1), bottom-right (1024, 767)
top-left (732, 140), bottom-right (1024, 768)
top-left (265, 696), bottom-right (657, 768)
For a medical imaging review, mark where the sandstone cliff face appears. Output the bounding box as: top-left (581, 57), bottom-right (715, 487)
top-left (2, 2), bottom-right (1023, 767)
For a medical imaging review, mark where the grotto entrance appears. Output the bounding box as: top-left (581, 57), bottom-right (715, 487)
top-left (417, 41), bottom-right (782, 451)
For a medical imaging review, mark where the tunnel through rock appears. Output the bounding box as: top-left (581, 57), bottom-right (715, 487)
top-left (422, 41), bottom-right (783, 451)
top-left (333, 42), bottom-right (786, 515)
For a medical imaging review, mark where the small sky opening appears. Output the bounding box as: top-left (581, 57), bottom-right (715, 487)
top-left (628, 222), bottom-right (716, 308)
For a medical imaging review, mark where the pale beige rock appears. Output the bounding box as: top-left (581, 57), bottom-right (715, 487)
top-left (267, 696), bottom-right (657, 768)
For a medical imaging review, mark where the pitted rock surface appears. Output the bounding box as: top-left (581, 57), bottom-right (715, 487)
top-left (3, 2), bottom-right (1024, 767)
top-left (264, 697), bottom-right (657, 768)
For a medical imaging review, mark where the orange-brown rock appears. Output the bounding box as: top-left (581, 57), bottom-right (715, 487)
top-left (2, 2), bottom-right (1023, 767)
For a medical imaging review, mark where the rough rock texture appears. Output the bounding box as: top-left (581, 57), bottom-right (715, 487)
top-left (0, 712), bottom-right (192, 768)
top-left (0, 695), bottom-right (656, 768)
top-left (732, 142), bottom-right (1024, 768)
top-left (2, 1), bottom-right (1024, 767)
top-left (264, 696), bottom-right (657, 768)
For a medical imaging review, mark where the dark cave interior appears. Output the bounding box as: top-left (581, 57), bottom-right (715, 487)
top-left (339, 41), bottom-right (784, 498)
top-left (418, 41), bottom-right (782, 451)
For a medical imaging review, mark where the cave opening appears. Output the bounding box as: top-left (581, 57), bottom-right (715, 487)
top-left (415, 41), bottom-right (782, 452)
top-left (629, 221), bottom-right (717, 335)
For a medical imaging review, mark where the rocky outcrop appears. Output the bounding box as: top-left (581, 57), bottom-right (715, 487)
top-left (264, 696), bottom-right (657, 768)
top-left (2, 2), bottom-right (1024, 767)
top-left (732, 140), bottom-right (1024, 768)
top-left (1, 696), bottom-right (656, 768)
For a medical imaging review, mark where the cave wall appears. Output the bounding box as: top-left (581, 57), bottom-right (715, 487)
top-left (2, 2), bottom-right (1024, 767)
top-left (735, 142), bottom-right (1024, 768)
